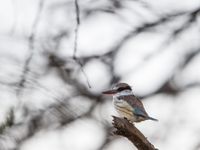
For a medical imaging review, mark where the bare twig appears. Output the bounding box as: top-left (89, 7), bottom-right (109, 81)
top-left (112, 116), bottom-right (158, 150)
top-left (73, 0), bottom-right (91, 88)
top-left (17, 0), bottom-right (44, 95)
top-left (73, 0), bottom-right (80, 59)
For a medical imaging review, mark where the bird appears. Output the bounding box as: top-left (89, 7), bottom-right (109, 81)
top-left (102, 83), bottom-right (158, 123)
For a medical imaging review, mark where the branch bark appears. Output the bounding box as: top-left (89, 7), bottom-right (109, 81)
top-left (112, 116), bottom-right (158, 150)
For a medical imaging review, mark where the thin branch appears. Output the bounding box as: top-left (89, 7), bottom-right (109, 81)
top-left (16, 0), bottom-right (44, 95)
top-left (73, 0), bottom-right (91, 88)
top-left (73, 0), bottom-right (80, 59)
top-left (112, 116), bottom-right (158, 150)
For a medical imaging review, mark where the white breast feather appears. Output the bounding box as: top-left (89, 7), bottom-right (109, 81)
top-left (113, 97), bottom-right (135, 122)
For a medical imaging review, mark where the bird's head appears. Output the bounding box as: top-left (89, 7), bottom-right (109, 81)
top-left (102, 83), bottom-right (132, 96)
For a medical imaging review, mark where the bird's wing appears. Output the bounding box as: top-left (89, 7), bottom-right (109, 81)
top-left (118, 95), bottom-right (158, 121)
top-left (119, 95), bottom-right (148, 117)
top-left (134, 107), bottom-right (148, 118)
top-left (119, 95), bottom-right (143, 108)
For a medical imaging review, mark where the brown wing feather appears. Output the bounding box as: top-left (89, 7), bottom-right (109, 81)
top-left (118, 95), bottom-right (148, 116)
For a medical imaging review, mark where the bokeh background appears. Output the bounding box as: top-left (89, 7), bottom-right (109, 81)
top-left (0, 0), bottom-right (200, 150)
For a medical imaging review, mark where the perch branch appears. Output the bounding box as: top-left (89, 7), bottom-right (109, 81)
top-left (112, 116), bottom-right (158, 150)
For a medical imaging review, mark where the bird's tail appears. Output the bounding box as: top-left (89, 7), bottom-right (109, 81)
top-left (148, 116), bottom-right (158, 121)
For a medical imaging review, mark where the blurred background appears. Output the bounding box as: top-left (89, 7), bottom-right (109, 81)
top-left (0, 0), bottom-right (200, 150)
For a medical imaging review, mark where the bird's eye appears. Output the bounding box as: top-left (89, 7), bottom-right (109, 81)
top-left (126, 86), bottom-right (132, 90)
top-left (117, 87), bottom-right (124, 91)
top-left (117, 86), bottom-right (131, 91)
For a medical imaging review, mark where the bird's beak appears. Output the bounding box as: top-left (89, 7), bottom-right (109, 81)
top-left (102, 89), bottom-right (117, 95)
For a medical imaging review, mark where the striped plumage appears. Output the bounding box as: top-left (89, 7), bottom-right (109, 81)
top-left (102, 83), bottom-right (158, 123)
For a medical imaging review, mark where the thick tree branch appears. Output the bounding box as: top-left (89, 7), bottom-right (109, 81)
top-left (112, 116), bottom-right (158, 150)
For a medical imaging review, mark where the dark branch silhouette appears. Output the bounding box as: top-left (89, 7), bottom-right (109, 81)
top-left (112, 116), bottom-right (158, 150)
top-left (16, 0), bottom-right (45, 95)
top-left (73, 0), bottom-right (80, 59)
top-left (73, 0), bottom-right (91, 88)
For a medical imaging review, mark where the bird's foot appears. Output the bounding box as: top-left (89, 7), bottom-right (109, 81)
top-left (123, 117), bottom-right (128, 120)
top-left (123, 117), bottom-right (133, 124)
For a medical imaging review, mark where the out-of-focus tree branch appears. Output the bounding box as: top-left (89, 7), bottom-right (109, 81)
top-left (0, 109), bottom-right (14, 134)
top-left (73, 0), bottom-right (91, 88)
top-left (16, 0), bottom-right (45, 95)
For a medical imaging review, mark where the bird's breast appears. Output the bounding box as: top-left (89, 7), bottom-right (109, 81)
top-left (113, 97), bottom-right (135, 121)
top-left (113, 97), bottom-right (132, 109)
